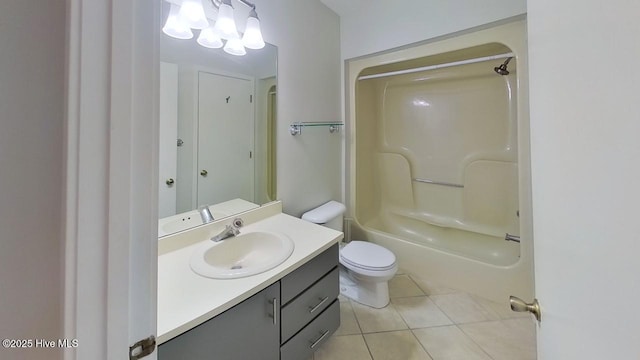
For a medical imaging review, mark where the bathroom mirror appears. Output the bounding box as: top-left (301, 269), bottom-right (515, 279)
top-left (158, 3), bottom-right (277, 237)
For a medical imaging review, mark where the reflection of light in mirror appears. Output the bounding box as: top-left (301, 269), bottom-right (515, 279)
top-left (412, 99), bottom-right (430, 107)
top-left (162, 0), bottom-right (265, 56)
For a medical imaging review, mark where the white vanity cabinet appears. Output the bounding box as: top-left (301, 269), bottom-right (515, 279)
top-left (158, 244), bottom-right (340, 360)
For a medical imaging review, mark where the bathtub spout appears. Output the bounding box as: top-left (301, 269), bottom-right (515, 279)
top-left (505, 233), bottom-right (521, 243)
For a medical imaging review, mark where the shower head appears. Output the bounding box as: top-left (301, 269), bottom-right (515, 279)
top-left (494, 57), bottom-right (512, 76)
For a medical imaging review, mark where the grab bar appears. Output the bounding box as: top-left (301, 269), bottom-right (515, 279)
top-left (505, 233), bottom-right (521, 243)
top-left (413, 178), bottom-right (464, 188)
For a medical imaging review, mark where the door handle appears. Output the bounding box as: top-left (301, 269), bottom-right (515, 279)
top-left (200, 169), bottom-right (208, 176)
top-left (269, 298), bottom-right (277, 325)
top-left (165, 178), bottom-right (174, 186)
top-left (510, 296), bottom-right (541, 321)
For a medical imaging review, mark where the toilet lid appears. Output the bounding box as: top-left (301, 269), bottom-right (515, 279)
top-left (340, 241), bottom-right (396, 271)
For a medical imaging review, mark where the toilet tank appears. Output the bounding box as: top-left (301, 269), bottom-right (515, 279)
top-left (301, 201), bottom-right (346, 231)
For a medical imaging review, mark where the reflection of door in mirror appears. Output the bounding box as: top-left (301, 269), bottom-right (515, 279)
top-left (267, 85), bottom-right (277, 201)
top-left (197, 71), bottom-right (254, 207)
top-left (158, 34), bottom-right (277, 235)
top-left (254, 78), bottom-right (277, 205)
top-left (158, 62), bottom-right (179, 218)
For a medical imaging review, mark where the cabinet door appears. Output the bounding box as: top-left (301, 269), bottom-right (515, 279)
top-left (159, 282), bottom-right (280, 360)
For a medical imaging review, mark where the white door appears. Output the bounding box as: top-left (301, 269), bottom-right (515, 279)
top-left (158, 62), bottom-right (178, 218)
top-left (67, 0), bottom-right (158, 358)
top-left (528, 0), bottom-right (640, 358)
top-left (197, 71), bottom-right (254, 207)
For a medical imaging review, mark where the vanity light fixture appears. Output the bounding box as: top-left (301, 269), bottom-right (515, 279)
top-left (162, 0), bottom-right (266, 56)
top-left (178, 0), bottom-right (210, 29)
top-left (223, 38), bottom-right (247, 56)
top-left (241, 9), bottom-right (265, 50)
top-left (162, 3), bottom-right (194, 39)
top-left (214, 0), bottom-right (240, 40)
top-left (197, 24), bottom-right (224, 48)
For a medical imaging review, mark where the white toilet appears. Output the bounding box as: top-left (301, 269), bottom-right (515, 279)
top-left (302, 201), bottom-right (398, 308)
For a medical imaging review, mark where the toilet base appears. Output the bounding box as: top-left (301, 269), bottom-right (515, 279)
top-left (339, 268), bottom-right (390, 308)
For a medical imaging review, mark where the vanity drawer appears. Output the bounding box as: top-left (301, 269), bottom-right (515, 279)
top-left (281, 244), bottom-right (338, 304)
top-left (281, 267), bottom-right (339, 342)
top-left (280, 299), bottom-right (340, 360)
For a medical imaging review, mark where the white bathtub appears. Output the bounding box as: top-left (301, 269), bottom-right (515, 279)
top-left (346, 20), bottom-right (533, 303)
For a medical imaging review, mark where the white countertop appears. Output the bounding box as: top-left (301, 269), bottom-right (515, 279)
top-left (157, 204), bottom-right (343, 344)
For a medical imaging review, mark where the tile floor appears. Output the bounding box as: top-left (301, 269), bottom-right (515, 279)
top-left (311, 272), bottom-right (536, 360)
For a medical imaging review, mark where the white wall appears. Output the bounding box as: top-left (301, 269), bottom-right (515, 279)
top-left (253, 0), bottom-right (343, 216)
top-left (528, 0), bottom-right (640, 358)
top-left (0, 1), bottom-right (65, 359)
top-left (333, 0), bottom-right (526, 60)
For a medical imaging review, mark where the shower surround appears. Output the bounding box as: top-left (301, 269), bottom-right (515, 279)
top-left (346, 20), bottom-right (532, 303)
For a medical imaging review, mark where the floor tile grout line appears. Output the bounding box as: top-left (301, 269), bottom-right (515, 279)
top-left (425, 293), bottom-right (457, 326)
top-left (320, 274), bottom-right (534, 360)
top-left (407, 328), bottom-right (436, 360)
top-left (351, 298), bottom-right (410, 334)
top-left (389, 294), bottom-right (431, 300)
top-left (400, 274), bottom-right (427, 297)
top-left (429, 291), bottom-right (508, 325)
top-left (359, 333), bottom-right (375, 360)
top-left (347, 298), bottom-right (366, 335)
top-left (344, 316), bottom-right (517, 335)
top-left (407, 274), bottom-right (463, 296)
top-left (475, 294), bottom-right (519, 322)
top-left (390, 296), bottom-right (422, 330)
top-left (400, 286), bottom-right (502, 360)
top-left (456, 322), bottom-right (499, 360)
top-left (390, 298), bottom-right (411, 330)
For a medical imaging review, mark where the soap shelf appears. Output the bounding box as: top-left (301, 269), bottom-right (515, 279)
top-left (289, 122), bottom-right (344, 136)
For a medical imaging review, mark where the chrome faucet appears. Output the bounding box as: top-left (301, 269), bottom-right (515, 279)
top-left (210, 218), bottom-right (244, 242)
top-left (198, 205), bottom-right (214, 224)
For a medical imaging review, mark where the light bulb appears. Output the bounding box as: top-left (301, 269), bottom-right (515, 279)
top-left (242, 10), bottom-right (265, 50)
top-left (214, 0), bottom-right (240, 40)
top-left (162, 3), bottom-right (194, 40)
top-left (178, 0), bottom-right (209, 30)
top-left (223, 38), bottom-right (246, 56)
top-left (197, 25), bottom-right (223, 49)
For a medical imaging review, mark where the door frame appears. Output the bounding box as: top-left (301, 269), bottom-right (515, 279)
top-left (64, 0), bottom-right (159, 358)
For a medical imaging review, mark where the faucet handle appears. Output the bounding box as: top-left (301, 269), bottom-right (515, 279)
top-left (227, 218), bottom-right (243, 236)
top-left (232, 217), bottom-right (244, 228)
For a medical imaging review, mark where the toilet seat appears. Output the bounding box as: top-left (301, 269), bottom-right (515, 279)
top-left (340, 241), bottom-right (397, 272)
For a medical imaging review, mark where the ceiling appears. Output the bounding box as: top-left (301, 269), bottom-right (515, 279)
top-left (319, 0), bottom-right (365, 17)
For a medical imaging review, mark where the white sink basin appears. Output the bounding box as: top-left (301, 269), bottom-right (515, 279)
top-left (190, 231), bottom-right (295, 279)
